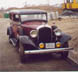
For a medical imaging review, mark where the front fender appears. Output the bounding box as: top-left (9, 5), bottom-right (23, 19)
top-left (60, 33), bottom-right (72, 44)
top-left (18, 36), bottom-right (36, 47)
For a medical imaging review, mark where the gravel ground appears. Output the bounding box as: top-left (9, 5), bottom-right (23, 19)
top-left (0, 18), bottom-right (78, 71)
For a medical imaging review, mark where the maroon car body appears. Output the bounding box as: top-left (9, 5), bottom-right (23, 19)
top-left (7, 9), bottom-right (72, 63)
top-left (21, 21), bottom-right (43, 35)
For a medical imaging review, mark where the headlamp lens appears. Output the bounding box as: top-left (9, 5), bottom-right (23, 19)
top-left (30, 30), bottom-right (37, 38)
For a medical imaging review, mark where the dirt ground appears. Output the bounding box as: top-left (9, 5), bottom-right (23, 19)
top-left (0, 18), bottom-right (78, 71)
top-left (49, 18), bottom-right (78, 64)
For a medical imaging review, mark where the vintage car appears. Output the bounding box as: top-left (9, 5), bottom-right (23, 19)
top-left (7, 9), bottom-right (73, 62)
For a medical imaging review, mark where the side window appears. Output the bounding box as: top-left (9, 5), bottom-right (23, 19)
top-left (13, 14), bottom-right (20, 22)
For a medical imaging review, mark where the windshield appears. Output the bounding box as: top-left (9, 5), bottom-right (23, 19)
top-left (20, 14), bottom-right (47, 22)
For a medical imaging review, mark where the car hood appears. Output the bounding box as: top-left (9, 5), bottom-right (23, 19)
top-left (21, 21), bottom-right (51, 36)
top-left (21, 21), bottom-right (44, 29)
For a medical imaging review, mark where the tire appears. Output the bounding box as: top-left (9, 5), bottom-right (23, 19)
top-left (61, 51), bottom-right (68, 59)
top-left (19, 42), bottom-right (25, 63)
top-left (61, 42), bottom-right (69, 59)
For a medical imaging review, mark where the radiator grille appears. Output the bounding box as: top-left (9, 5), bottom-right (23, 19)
top-left (38, 27), bottom-right (52, 43)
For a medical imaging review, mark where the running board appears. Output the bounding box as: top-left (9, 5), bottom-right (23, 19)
top-left (9, 38), bottom-right (17, 47)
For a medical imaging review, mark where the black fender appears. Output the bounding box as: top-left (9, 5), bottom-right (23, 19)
top-left (7, 26), bottom-right (13, 35)
top-left (60, 33), bottom-right (71, 44)
top-left (18, 36), bottom-right (36, 47)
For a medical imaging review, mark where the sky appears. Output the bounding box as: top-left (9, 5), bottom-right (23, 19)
top-left (0, 0), bottom-right (64, 9)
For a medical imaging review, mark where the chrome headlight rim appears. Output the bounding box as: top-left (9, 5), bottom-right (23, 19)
top-left (30, 30), bottom-right (38, 38)
top-left (54, 28), bottom-right (62, 36)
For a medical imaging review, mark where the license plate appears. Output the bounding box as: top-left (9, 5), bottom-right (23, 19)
top-left (46, 43), bottom-right (55, 48)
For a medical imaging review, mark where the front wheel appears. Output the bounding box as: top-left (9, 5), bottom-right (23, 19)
top-left (61, 42), bottom-right (69, 59)
top-left (61, 51), bottom-right (68, 59)
top-left (19, 42), bottom-right (30, 63)
top-left (19, 42), bottom-right (25, 63)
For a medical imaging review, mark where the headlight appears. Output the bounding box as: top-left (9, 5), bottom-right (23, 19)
top-left (54, 28), bottom-right (62, 36)
top-left (30, 30), bottom-right (38, 38)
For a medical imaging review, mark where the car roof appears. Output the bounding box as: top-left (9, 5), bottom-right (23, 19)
top-left (9, 9), bottom-right (47, 14)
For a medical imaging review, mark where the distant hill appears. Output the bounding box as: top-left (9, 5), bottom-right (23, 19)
top-left (6, 5), bottom-right (63, 13)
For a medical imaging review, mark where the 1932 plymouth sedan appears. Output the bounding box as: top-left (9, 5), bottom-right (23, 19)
top-left (7, 9), bottom-right (73, 62)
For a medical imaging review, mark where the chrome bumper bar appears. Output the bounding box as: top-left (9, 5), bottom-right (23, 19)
top-left (24, 48), bottom-right (73, 55)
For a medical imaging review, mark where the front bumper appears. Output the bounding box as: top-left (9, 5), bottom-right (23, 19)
top-left (24, 48), bottom-right (73, 55)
